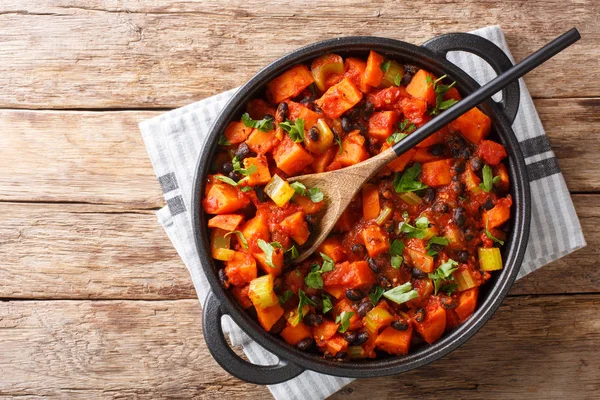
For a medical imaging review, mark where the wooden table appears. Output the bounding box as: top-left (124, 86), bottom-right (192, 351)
top-left (1, 1), bottom-right (599, 398)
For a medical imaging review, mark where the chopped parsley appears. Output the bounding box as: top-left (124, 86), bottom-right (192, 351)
top-left (394, 73), bottom-right (402, 86)
top-left (297, 289), bottom-right (316, 321)
top-left (426, 236), bottom-right (450, 256)
top-left (387, 119), bottom-right (416, 144)
top-left (224, 230), bottom-right (248, 250)
top-left (389, 239), bottom-right (405, 269)
top-left (380, 60), bottom-right (391, 72)
top-left (257, 239), bottom-right (283, 268)
top-left (322, 294), bottom-right (333, 314)
top-left (386, 132), bottom-right (408, 145)
top-left (232, 155), bottom-right (257, 176)
top-left (279, 118), bottom-right (305, 143)
top-left (241, 112), bottom-right (274, 132)
top-left (427, 74), bottom-right (458, 116)
top-left (428, 258), bottom-right (459, 295)
top-left (278, 290), bottom-right (293, 305)
top-left (336, 311), bottom-right (354, 333)
top-left (304, 253), bottom-right (335, 289)
top-left (214, 174), bottom-right (253, 192)
top-left (393, 163), bottom-right (428, 193)
top-left (334, 133), bottom-right (343, 155)
top-left (369, 286), bottom-right (385, 306)
top-left (290, 181), bottom-right (324, 203)
top-left (400, 216), bottom-right (430, 239)
top-left (479, 165), bottom-right (501, 192)
top-left (486, 222), bottom-right (505, 245)
top-left (286, 245), bottom-right (299, 260)
top-left (383, 282), bottom-right (419, 304)
top-left (218, 135), bottom-right (231, 146)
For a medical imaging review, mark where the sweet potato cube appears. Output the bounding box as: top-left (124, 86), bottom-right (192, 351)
top-left (382, 142), bottom-right (415, 172)
top-left (241, 215), bottom-right (270, 248)
top-left (413, 298), bottom-right (447, 344)
top-left (244, 156), bottom-right (271, 186)
top-left (334, 130), bottom-right (369, 167)
top-left (454, 287), bottom-right (478, 323)
top-left (484, 197), bottom-right (512, 229)
top-left (319, 334), bottom-right (349, 356)
top-left (313, 319), bottom-right (339, 341)
top-left (477, 140), bottom-right (508, 166)
top-left (412, 147), bottom-right (442, 163)
top-left (375, 325), bottom-right (413, 355)
top-left (208, 214), bottom-right (244, 231)
top-left (267, 64), bottom-right (314, 103)
top-left (256, 303), bottom-right (285, 332)
top-left (406, 69), bottom-right (437, 106)
top-left (280, 322), bottom-right (312, 346)
top-left (287, 101), bottom-right (322, 129)
top-left (272, 135), bottom-right (314, 176)
top-left (254, 249), bottom-right (284, 277)
top-left (361, 224), bottom-right (390, 258)
top-left (362, 183), bottom-right (380, 221)
top-left (363, 50), bottom-right (385, 88)
top-left (463, 165), bottom-right (482, 194)
top-left (318, 237), bottom-right (346, 263)
top-left (225, 251), bottom-right (257, 286)
top-left (421, 159), bottom-right (453, 187)
top-left (406, 248), bottom-right (434, 273)
top-left (312, 146), bottom-right (336, 173)
top-left (245, 129), bottom-right (279, 154)
top-left (416, 126), bottom-right (449, 148)
top-left (315, 78), bottom-right (363, 118)
top-left (344, 57), bottom-right (369, 93)
top-left (281, 211), bottom-right (310, 245)
top-left (231, 285), bottom-right (253, 309)
top-left (323, 261), bottom-right (375, 289)
top-left (293, 194), bottom-right (325, 215)
top-left (494, 162), bottom-right (510, 192)
top-left (246, 98), bottom-right (276, 120)
top-left (400, 97), bottom-right (429, 125)
top-left (448, 107), bottom-right (491, 144)
top-left (224, 121), bottom-right (253, 144)
top-left (367, 111), bottom-right (399, 142)
top-left (202, 182), bottom-right (249, 215)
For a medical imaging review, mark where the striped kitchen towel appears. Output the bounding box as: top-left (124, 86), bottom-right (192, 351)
top-left (139, 25), bottom-right (586, 400)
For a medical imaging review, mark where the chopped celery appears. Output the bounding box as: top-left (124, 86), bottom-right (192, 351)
top-left (478, 247), bottom-right (503, 271)
top-left (454, 269), bottom-right (478, 291)
top-left (212, 248), bottom-right (235, 261)
top-left (210, 228), bottom-right (232, 261)
top-left (375, 204), bottom-right (393, 225)
top-left (311, 56), bottom-right (344, 91)
top-left (364, 305), bottom-right (394, 334)
top-left (287, 305), bottom-right (310, 327)
top-left (379, 61), bottom-right (404, 88)
top-left (348, 345), bottom-right (368, 359)
top-left (248, 275), bottom-right (279, 309)
top-left (305, 118), bottom-right (334, 154)
top-left (264, 174), bottom-right (295, 207)
top-left (399, 191), bottom-right (422, 205)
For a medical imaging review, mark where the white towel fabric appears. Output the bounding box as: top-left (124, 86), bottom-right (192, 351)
top-left (139, 25), bottom-right (586, 400)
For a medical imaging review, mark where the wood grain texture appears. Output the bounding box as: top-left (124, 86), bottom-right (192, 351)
top-left (0, 194), bottom-right (596, 300)
top-left (0, 0), bottom-right (598, 109)
top-left (0, 295), bottom-right (598, 398)
top-left (1, 97), bottom-right (598, 208)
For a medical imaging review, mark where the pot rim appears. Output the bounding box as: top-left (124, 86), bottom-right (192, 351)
top-left (192, 35), bottom-right (531, 378)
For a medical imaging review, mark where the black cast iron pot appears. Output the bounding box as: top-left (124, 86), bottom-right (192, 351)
top-left (192, 33), bottom-right (531, 384)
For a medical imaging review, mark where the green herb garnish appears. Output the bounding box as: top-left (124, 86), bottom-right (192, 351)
top-left (322, 294), bottom-right (333, 314)
top-left (393, 163), bottom-right (428, 193)
top-left (286, 245), bottom-right (299, 260)
top-left (334, 133), bottom-right (343, 155)
top-left (304, 253), bottom-right (335, 289)
top-left (428, 258), bottom-right (459, 295)
top-left (241, 112), bottom-right (273, 132)
top-left (400, 216), bottom-right (430, 239)
top-left (218, 135), bottom-right (231, 146)
top-left (336, 311), bottom-right (354, 333)
top-left (224, 230), bottom-right (249, 250)
top-left (427, 74), bottom-right (458, 116)
top-left (383, 282), bottom-right (419, 305)
top-left (369, 286), bottom-right (385, 306)
top-left (389, 239), bottom-right (405, 269)
top-left (479, 165), bottom-right (501, 192)
top-left (394, 73), bottom-right (402, 86)
top-left (297, 289), bottom-right (316, 321)
top-left (278, 290), bottom-right (294, 305)
top-left (232, 156), bottom-right (257, 177)
top-left (380, 60), bottom-right (391, 72)
top-left (290, 181), bottom-right (324, 203)
top-left (279, 118), bottom-right (305, 143)
top-left (485, 222), bottom-right (505, 245)
top-left (257, 239), bottom-right (283, 268)
top-left (426, 236), bottom-right (450, 256)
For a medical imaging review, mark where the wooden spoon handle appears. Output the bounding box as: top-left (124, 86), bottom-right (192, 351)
top-left (388, 28), bottom-right (580, 159)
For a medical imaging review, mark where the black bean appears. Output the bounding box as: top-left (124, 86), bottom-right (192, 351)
top-left (471, 156), bottom-right (483, 171)
top-left (357, 299), bottom-right (374, 317)
top-left (228, 171), bottom-right (241, 182)
top-left (255, 186), bottom-right (265, 202)
top-left (273, 277), bottom-right (283, 294)
top-left (423, 188), bottom-right (436, 203)
top-left (218, 269), bottom-right (230, 289)
top-left (431, 144), bottom-right (445, 156)
top-left (343, 331), bottom-right (357, 343)
top-left (309, 127), bottom-right (319, 141)
top-left (276, 102), bottom-right (289, 121)
top-left (454, 207), bottom-right (466, 227)
top-left (484, 198), bottom-right (494, 210)
top-left (305, 214), bottom-right (317, 226)
top-left (441, 296), bottom-right (458, 309)
top-left (429, 243), bottom-right (444, 253)
top-left (414, 307), bottom-right (426, 323)
top-left (454, 135), bottom-right (466, 147)
top-left (401, 74), bottom-right (413, 86)
top-left (351, 243), bottom-right (365, 254)
top-left (335, 351), bottom-right (347, 360)
top-left (459, 147), bottom-right (471, 159)
top-left (451, 147), bottom-right (461, 158)
top-left (310, 295), bottom-right (324, 313)
top-left (296, 337), bottom-right (315, 351)
top-left (454, 161), bottom-right (466, 174)
top-left (367, 257), bottom-right (380, 273)
top-left (391, 320), bottom-right (409, 331)
top-left (346, 288), bottom-right (364, 301)
top-left (304, 313), bottom-right (324, 327)
top-left (465, 234), bottom-right (474, 241)
top-left (458, 250), bottom-right (469, 263)
top-left (353, 331), bottom-right (369, 345)
top-left (363, 101), bottom-right (374, 119)
top-left (356, 123), bottom-right (367, 135)
top-left (411, 267), bottom-right (428, 279)
top-left (220, 161), bottom-right (234, 175)
top-left (313, 105), bottom-right (323, 114)
top-left (378, 276), bottom-right (392, 289)
top-left (234, 142), bottom-right (253, 161)
top-left (452, 182), bottom-right (465, 196)
top-left (432, 202), bottom-right (449, 213)
top-left (341, 116), bottom-right (354, 132)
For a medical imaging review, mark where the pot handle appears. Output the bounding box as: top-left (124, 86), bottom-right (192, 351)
top-left (422, 33), bottom-right (520, 124)
top-left (202, 291), bottom-right (304, 385)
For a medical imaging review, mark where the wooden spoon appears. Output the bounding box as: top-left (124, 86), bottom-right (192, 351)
top-left (291, 28), bottom-right (580, 263)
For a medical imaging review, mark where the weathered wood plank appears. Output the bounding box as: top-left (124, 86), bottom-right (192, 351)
top-left (1, 98), bottom-right (598, 207)
top-left (0, 296), bottom-right (598, 398)
top-left (0, 194), bottom-right (596, 300)
top-left (0, 0), bottom-right (598, 108)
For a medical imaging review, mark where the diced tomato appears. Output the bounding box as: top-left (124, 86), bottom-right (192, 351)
top-left (477, 140), bottom-right (508, 166)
